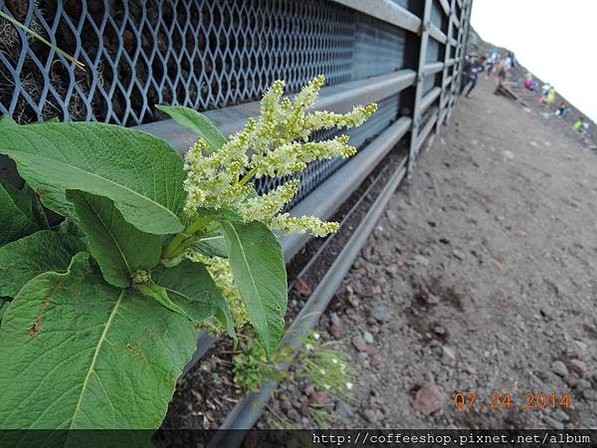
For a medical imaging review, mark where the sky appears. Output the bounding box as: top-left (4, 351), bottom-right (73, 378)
top-left (470, 0), bottom-right (597, 122)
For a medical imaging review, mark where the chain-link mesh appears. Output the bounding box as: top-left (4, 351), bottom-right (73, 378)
top-left (0, 0), bottom-right (406, 126)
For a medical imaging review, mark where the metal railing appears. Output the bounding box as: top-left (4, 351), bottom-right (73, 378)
top-left (1, 0), bottom-right (471, 211)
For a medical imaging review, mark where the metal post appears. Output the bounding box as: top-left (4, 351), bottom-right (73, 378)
top-left (437, 0), bottom-right (456, 132)
top-left (447, 0), bottom-right (465, 120)
top-left (448, 0), bottom-right (471, 119)
top-left (407, 0), bottom-right (433, 178)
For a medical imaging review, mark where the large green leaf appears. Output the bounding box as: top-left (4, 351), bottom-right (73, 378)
top-left (68, 190), bottom-right (161, 288)
top-left (0, 122), bottom-right (186, 234)
top-left (0, 253), bottom-right (196, 430)
top-left (0, 182), bottom-right (38, 246)
top-left (153, 259), bottom-right (235, 335)
top-left (156, 105), bottom-right (227, 151)
top-left (221, 220), bottom-right (287, 357)
top-left (0, 230), bottom-right (84, 297)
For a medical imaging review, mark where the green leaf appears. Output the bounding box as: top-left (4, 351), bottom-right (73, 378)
top-left (0, 253), bottom-right (196, 430)
top-left (136, 283), bottom-right (188, 317)
top-left (1, 181), bottom-right (33, 217)
top-left (0, 230), bottom-right (84, 297)
top-left (0, 182), bottom-right (38, 246)
top-left (156, 105), bottom-right (227, 151)
top-left (68, 190), bottom-right (161, 288)
top-left (1, 182), bottom-right (50, 230)
top-left (153, 259), bottom-right (235, 335)
top-left (0, 122), bottom-right (186, 234)
top-left (221, 220), bottom-right (287, 357)
top-left (192, 233), bottom-right (228, 258)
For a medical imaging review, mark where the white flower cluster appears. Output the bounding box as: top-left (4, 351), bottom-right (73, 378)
top-left (183, 76), bottom-right (376, 334)
top-left (183, 74), bottom-right (377, 236)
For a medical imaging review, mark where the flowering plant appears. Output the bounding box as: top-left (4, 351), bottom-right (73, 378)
top-left (0, 76), bottom-right (375, 431)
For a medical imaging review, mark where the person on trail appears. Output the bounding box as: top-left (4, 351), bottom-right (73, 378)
top-left (497, 61), bottom-right (507, 82)
top-left (463, 57), bottom-right (481, 98)
top-left (573, 117), bottom-right (584, 132)
top-left (524, 73), bottom-right (534, 90)
top-left (539, 83), bottom-right (551, 102)
top-left (544, 87), bottom-right (556, 105)
top-left (555, 102), bottom-right (569, 118)
top-left (461, 56), bottom-right (471, 94)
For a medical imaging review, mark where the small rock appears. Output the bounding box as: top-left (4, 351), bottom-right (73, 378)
top-left (371, 303), bottom-right (391, 323)
top-left (442, 346), bottom-right (457, 366)
top-left (451, 249), bottom-right (465, 260)
top-left (385, 209), bottom-right (399, 227)
top-left (390, 318), bottom-right (406, 332)
top-left (424, 293), bottom-right (440, 305)
top-left (363, 331), bottom-right (374, 344)
top-left (433, 325), bottom-right (446, 336)
top-left (330, 312), bottom-right (341, 326)
top-left (328, 324), bottom-right (341, 338)
top-left (414, 382), bottom-right (444, 415)
top-left (551, 409), bottom-right (570, 423)
top-left (582, 388), bottom-right (597, 402)
top-left (529, 141), bottom-right (538, 147)
top-left (287, 408), bottom-right (301, 422)
top-left (569, 359), bottom-right (587, 376)
top-left (575, 340), bottom-right (588, 352)
top-left (352, 336), bottom-right (367, 352)
top-left (364, 285), bottom-right (382, 298)
top-left (371, 353), bottom-right (383, 367)
top-left (335, 400), bottom-right (354, 419)
top-left (304, 384), bottom-right (315, 396)
top-left (347, 292), bottom-right (360, 307)
top-left (552, 361), bottom-right (569, 377)
top-left (575, 379), bottom-right (591, 392)
top-left (564, 373), bottom-right (579, 387)
top-left (294, 278), bottom-right (312, 297)
top-left (502, 150), bottom-right (514, 160)
top-left (361, 409), bottom-right (377, 423)
top-left (414, 255), bottom-right (430, 267)
top-left (385, 264), bottom-right (400, 277)
top-left (309, 390), bottom-right (329, 405)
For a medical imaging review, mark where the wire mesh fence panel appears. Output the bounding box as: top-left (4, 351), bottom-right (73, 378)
top-left (0, 0), bottom-right (406, 126)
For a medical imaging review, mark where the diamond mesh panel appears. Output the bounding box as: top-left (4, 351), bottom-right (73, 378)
top-left (0, 0), bottom-right (406, 126)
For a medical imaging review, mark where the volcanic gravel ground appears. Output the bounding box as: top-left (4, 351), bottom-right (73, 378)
top-left (260, 78), bottom-right (597, 429)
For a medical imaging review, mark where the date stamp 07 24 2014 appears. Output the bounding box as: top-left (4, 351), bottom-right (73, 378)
top-left (453, 392), bottom-right (571, 411)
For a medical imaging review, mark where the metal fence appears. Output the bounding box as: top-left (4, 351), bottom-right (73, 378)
top-left (0, 0), bottom-right (473, 242)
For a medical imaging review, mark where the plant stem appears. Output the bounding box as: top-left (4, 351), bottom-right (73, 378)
top-left (162, 216), bottom-right (212, 259)
top-left (238, 167), bottom-right (258, 188)
top-left (0, 11), bottom-right (85, 69)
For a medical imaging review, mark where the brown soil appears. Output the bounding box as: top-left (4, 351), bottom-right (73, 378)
top-left (261, 77), bottom-right (597, 429)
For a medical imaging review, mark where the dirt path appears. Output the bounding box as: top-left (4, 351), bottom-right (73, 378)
top-left (262, 78), bottom-right (597, 429)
